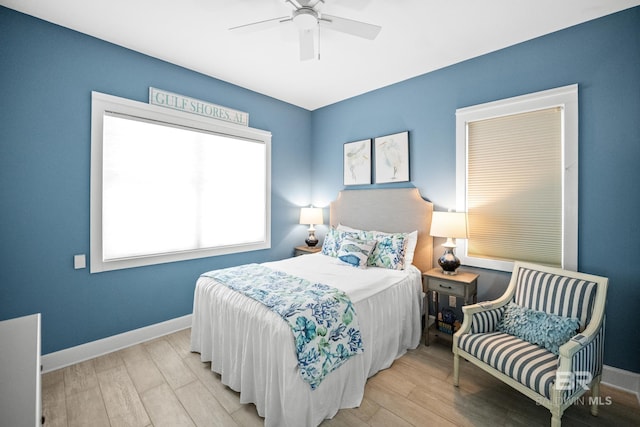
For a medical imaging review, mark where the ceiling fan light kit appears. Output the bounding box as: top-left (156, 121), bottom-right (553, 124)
top-left (230, 0), bottom-right (381, 61)
top-left (293, 8), bottom-right (318, 30)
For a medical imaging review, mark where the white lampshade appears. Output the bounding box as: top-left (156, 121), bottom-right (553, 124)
top-left (430, 211), bottom-right (468, 239)
top-left (299, 207), bottom-right (323, 226)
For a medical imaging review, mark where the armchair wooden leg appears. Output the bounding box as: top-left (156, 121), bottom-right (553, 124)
top-left (550, 389), bottom-right (563, 427)
top-left (590, 375), bottom-right (602, 416)
top-left (453, 352), bottom-right (460, 387)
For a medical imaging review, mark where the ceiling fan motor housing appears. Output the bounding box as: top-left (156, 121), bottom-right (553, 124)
top-left (293, 8), bottom-right (318, 30)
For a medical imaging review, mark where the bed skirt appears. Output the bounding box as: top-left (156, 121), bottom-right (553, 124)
top-left (190, 266), bottom-right (422, 427)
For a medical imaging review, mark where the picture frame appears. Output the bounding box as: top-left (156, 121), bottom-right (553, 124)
top-left (374, 131), bottom-right (409, 183)
top-left (343, 139), bottom-right (371, 185)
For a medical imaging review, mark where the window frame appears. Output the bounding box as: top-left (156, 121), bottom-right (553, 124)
top-left (455, 84), bottom-right (578, 272)
top-left (90, 91), bottom-right (271, 273)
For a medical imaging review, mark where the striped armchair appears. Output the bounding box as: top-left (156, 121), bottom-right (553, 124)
top-left (452, 262), bottom-right (608, 427)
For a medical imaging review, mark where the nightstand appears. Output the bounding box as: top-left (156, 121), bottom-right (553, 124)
top-left (423, 267), bottom-right (478, 345)
top-left (294, 245), bottom-right (322, 257)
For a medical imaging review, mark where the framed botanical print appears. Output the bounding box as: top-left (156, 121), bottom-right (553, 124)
top-left (343, 139), bottom-right (371, 185)
top-left (374, 131), bottom-right (409, 183)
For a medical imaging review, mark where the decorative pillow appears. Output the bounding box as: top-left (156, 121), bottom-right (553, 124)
top-left (321, 227), bottom-right (340, 257)
top-left (496, 302), bottom-right (580, 355)
top-left (360, 231), bottom-right (407, 270)
top-left (321, 228), bottom-right (359, 258)
top-left (336, 238), bottom-right (376, 269)
top-left (336, 225), bottom-right (412, 270)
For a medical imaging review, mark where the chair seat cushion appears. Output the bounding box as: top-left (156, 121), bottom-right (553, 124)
top-left (458, 332), bottom-right (559, 398)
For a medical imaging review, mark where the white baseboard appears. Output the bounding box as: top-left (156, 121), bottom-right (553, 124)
top-left (41, 314), bottom-right (192, 373)
top-left (602, 364), bottom-right (640, 404)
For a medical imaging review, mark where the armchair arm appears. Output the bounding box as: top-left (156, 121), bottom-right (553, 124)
top-left (557, 276), bottom-right (607, 369)
top-left (455, 300), bottom-right (509, 336)
top-left (555, 312), bottom-right (606, 403)
top-left (559, 313), bottom-right (606, 366)
top-left (559, 333), bottom-right (594, 358)
top-left (456, 272), bottom-right (518, 337)
top-left (453, 301), bottom-right (507, 351)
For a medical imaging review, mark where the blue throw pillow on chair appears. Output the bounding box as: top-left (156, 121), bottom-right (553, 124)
top-left (496, 302), bottom-right (580, 355)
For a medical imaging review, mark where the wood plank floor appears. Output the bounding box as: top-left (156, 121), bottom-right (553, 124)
top-left (42, 329), bottom-right (640, 426)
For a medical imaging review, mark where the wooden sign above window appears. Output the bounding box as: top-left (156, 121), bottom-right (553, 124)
top-left (149, 87), bottom-right (249, 126)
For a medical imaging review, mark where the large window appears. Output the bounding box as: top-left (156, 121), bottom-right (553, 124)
top-left (91, 92), bottom-right (271, 273)
top-left (456, 85), bottom-right (578, 272)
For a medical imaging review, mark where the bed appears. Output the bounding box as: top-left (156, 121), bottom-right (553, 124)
top-left (190, 188), bottom-right (433, 426)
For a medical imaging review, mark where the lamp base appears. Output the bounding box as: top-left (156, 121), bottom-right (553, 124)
top-left (305, 231), bottom-right (319, 247)
top-left (438, 247), bottom-right (461, 275)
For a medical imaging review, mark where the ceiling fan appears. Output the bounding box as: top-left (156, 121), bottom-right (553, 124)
top-left (229, 0), bottom-right (381, 61)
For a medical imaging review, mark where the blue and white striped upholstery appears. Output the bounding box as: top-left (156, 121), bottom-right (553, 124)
top-left (564, 321), bottom-right (606, 400)
top-left (460, 268), bottom-right (602, 401)
top-left (453, 263), bottom-right (608, 426)
top-left (514, 268), bottom-right (597, 330)
top-left (458, 332), bottom-right (559, 398)
top-left (470, 306), bottom-right (505, 334)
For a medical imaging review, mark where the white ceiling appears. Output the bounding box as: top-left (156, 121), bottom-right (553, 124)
top-left (2, 0), bottom-right (639, 110)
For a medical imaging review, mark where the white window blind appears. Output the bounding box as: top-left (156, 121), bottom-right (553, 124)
top-left (466, 107), bottom-right (562, 266)
top-left (91, 91), bottom-right (271, 273)
top-left (456, 84), bottom-right (578, 272)
top-left (102, 112), bottom-right (267, 260)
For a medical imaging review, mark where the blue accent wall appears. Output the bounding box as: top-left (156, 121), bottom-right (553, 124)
top-left (1, 6), bottom-right (639, 374)
top-left (0, 7), bottom-right (312, 354)
top-left (311, 8), bottom-right (640, 373)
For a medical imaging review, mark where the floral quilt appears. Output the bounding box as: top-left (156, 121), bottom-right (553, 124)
top-left (202, 264), bottom-right (363, 389)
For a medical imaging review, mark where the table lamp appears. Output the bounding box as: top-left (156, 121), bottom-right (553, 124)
top-left (429, 211), bottom-right (468, 275)
top-left (299, 206), bottom-right (323, 247)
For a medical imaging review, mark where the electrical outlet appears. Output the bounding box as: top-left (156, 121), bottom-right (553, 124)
top-left (74, 254), bottom-right (86, 269)
top-left (449, 295), bottom-right (457, 307)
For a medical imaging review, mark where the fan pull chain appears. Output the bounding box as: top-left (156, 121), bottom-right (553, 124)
top-left (317, 24), bottom-right (321, 60)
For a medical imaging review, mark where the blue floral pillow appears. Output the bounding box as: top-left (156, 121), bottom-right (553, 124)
top-left (321, 227), bottom-right (340, 257)
top-left (322, 228), bottom-right (360, 258)
top-left (496, 302), bottom-right (580, 355)
top-left (360, 231), bottom-right (407, 270)
top-left (336, 238), bottom-right (377, 269)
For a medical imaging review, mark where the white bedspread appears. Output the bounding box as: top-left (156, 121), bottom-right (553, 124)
top-left (190, 253), bottom-right (423, 427)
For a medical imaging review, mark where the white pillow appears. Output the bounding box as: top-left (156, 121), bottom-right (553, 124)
top-left (337, 223), bottom-right (362, 233)
top-left (403, 230), bottom-right (418, 265)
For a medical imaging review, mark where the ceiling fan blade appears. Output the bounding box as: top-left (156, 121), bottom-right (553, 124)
top-left (319, 14), bottom-right (381, 40)
top-left (299, 29), bottom-right (315, 61)
top-left (229, 16), bottom-right (291, 34)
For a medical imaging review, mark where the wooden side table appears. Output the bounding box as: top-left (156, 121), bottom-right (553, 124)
top-left (423, 267), bottom-right (478, 345)
top-left (294, 245), bottom-right (322, 257)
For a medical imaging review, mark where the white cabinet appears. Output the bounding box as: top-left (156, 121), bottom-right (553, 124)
top-left (0, 313), bottom-right (42, 427)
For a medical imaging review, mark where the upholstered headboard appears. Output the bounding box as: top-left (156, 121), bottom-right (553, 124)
top-left (329, 188), bottom-right (433, 273)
